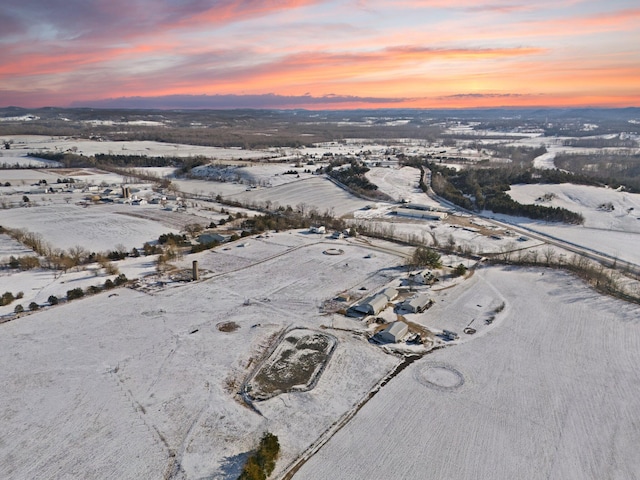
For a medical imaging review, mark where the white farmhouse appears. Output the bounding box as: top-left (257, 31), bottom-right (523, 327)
top-left (408, 269), bottom-right (437, 285)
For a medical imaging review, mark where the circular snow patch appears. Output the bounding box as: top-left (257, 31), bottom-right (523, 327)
top-left (416, 363), bottom-right (464, 391)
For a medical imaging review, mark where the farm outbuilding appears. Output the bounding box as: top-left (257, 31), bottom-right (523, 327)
top-left (381, 287), bottom-right (398, 301)
top-left (402, 294), bottom-right (433, 313)
top-left (378, 321), bottom-right (409, 343)
top-left (352, 293), bottom-right (389, 316)
top-left (198, 233), bottom-right (226, 244)
top-left (393, 206), bottom-right (448, 220)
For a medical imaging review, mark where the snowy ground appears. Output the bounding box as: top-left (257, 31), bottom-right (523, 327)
top-left (0, 154), bottom-right (61, 168)
top-left (499, 183), bottom-right (640, 265)
top-left (365, 166), bottom-right (441, 208)
top-left (190, 163), bottom-right (320, 188)
top-left (294, 266), bottom-right (640, 480)
top-left (3, 135), bottom-right (640, 480)
top-left (0, 203), bottom-right (181, 252)
top-left (0, 232), bottom-right (406, 479)
top-left (226, 177), bottom-right (372, 217)
top-left (2, 135), bottom-right (275, 160)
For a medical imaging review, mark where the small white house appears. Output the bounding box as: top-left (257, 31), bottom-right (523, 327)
top-left (378, 321), bottom-right (409, 343)
top-left (309, 225), bottom-right (326, 234)
top-left (408, 269), bottom-right (437, 285)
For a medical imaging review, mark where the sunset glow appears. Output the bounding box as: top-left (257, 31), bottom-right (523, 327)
top-left (1, 0), bottom-right (638, 109)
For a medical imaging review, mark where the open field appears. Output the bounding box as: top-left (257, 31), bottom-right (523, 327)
top-left (0, 203), bottom-right (180, 252)
top-left (226, 177), bottom-right (373, 216)
top-left (294, 266), bottom-right (640, 480)
top-left (1, 135), bottom-right (274, 160)
top-left (0, 232), bottom-right (403, 479)
top-left (2, 109), bottom-right (640, 480)
top-left (498, 183), bottom-right (640, 266)
top-left (0, 234), bottom-right (33, 260)
top-left (365, 166), bottom-right (440, 208)
top-left (0, 154), bottom-right (60, 168)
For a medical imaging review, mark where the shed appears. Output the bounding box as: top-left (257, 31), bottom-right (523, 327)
top-left (393, 206), bottom-right (448, 220)
top-left (353, 293), bottom-right (389, 315)
top-left (378, 321), bottom-right (409, 343)
top-left (402, 293), bottom-right (433, 313)
top-left (381, 287), bottom-right (398, 301)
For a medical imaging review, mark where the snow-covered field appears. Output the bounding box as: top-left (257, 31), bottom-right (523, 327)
top-left (365, 166), bottom-right (441, 208)
top-left (3, 135), bottom-right (274, 160)
top-left (295, 266), bottom-right (640, 480)
top-left (227, 177), bottom-right (372, 216)
top-left (500, 183), bottom-right (640, 265)
top-left (0, 234), bottom-right (33, 261)
top-left (191, 163), bottom-right (319, 188)
top-left (3, 133), bottom-right (640, 480)
top-left (0, 203), bottom-right (180, 252)
top-left (0, 154), bottom-right (61, 168)
top-left (0, 232), bottom-right (403, 479)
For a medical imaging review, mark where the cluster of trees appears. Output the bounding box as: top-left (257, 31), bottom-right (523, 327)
top-left (12, 273), bottom-right (128, 314)
top-left (421, 162), bottom-right (586, 224)
top-left (408, 246), bottom-right (442, 269)
top-left (94, 153), bottom-right (178, 168)
top-left (1, 227), bottom-right (128, 274)
top-left (1, 290), bottom-right (23, 306)
top-left (554, 152), bottom-right (640, 193)
top-left (66, 274), bottom-right (127, 300)
top-left (562, 137), bottom-right (638, 149)
top-left (239, 207), bottom-right (346, 235)
top-left (327, 162), bottom-right (378, 192)
top-left (158, 233), bottom-right (189, 246)
top-left (8, 255), bottom-right (40, 270)
top-left (485, 192), bottom-right (584, 224)
top-left (238, 433), bottom-right (280, 480)
top-left (489, 145), bottom-right (547, 166)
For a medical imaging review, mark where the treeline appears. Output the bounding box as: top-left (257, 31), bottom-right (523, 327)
top-left (490, 145), bottom-right (546, 166)
top-left (562, 137), bottom-right (638, 149)
top-left (240, 207), bottom-right (347, 234)
top-left (414, 161), bottom-right (587, 224)
top-left (30, 150), bottom-right (207, 175)
top-left (94, 153), bottom-right (178, 168)
top-left (554, 153), bottom-right (640, 193)
top-left (485, 192), bottom-right (584, 224)
top-left (486, 249), bottom-right (640, 306)
top-left (327, 162), bottom-right (378, 191)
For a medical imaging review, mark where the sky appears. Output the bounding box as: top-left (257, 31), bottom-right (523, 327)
top-left (1, 0), bottom-right (639, 109)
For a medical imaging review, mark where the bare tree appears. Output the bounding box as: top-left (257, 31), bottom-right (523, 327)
top-left (543, 246), bottom-right (557, 265)
top-left (68, 245), bottom-right (88, 266)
